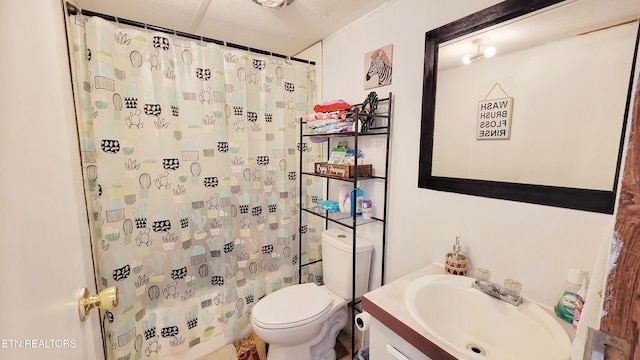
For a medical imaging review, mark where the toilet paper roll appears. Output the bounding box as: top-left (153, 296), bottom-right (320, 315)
top-left (355, 311), bottom-right (371, 331)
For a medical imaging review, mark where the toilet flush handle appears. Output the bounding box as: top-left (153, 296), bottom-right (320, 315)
top-left (77, 286), bottom-right (119, 321)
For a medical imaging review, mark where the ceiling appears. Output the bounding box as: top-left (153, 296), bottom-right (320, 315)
top-left (72, 0), bottom-right (391, 57)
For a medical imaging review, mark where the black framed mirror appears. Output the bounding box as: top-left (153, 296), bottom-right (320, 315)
top-left (418, 0), bottom-right (640, 214)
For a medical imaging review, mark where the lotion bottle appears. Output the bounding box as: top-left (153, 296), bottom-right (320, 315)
top-left (554, 268), bottom-right (588, 323)
top-left (572, 276), bottom-right (588, 329)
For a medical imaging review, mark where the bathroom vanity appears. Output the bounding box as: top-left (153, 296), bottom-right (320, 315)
top-left (362, 263), bottom-right (574, 360)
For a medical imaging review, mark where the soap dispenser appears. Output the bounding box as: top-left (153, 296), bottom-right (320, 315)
top-left (445, 236), bottom-right (468, 276)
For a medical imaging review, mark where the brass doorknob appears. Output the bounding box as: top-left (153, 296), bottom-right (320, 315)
top-left (78, 286), bottom-right (119, 321)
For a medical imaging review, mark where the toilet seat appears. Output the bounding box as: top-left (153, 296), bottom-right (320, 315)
top-left (252, 283), bottom-right (333, 329)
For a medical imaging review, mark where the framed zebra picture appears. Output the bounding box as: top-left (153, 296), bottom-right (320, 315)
top-left (364, 44), bottom-right (393, 89)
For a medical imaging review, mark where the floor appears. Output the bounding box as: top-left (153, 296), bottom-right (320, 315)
top-left (336, 329), bottom-right (365, 360)
top-left (196, 329), bottom-right (361, 360)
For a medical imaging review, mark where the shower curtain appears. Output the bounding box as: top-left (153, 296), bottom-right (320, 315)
top-left (67, 14), bottom-right (323, 359)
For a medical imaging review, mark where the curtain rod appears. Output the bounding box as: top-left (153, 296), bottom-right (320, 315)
top-left (65, 2), bottom-right (315, 65)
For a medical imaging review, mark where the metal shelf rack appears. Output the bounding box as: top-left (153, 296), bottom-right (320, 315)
top-left (298, 92), bottom-right (393, 358)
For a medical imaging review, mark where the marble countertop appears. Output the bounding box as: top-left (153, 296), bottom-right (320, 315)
top-left (362, 262), bottom-right (575, 359)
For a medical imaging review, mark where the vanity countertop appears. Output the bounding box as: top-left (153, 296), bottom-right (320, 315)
top-left (362, 263), bottom-right (575, 359)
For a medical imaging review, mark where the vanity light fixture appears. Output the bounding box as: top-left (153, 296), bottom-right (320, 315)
top-left (462, 39), bottom-right (496, 65)
top-left (251, 0), bottom-right (295, 10)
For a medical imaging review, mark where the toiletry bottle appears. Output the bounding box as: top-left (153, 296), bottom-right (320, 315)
top-left (362, 200), bottom-right (373, 220)
top-left (554, 268), bottom-right (587, 323)
top-left (572, 276), bottom-right (587, 329)
top-left (349, 187), bottom-right (364, 217)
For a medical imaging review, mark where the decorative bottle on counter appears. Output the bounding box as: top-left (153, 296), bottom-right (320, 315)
top-left (445, 236), bottom-right (468, 276)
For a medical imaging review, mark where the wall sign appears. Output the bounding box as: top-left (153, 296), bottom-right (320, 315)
top-left (477, 96), bottom-right (513, 140)
top-left (477, 83), bottom-right (513, 140)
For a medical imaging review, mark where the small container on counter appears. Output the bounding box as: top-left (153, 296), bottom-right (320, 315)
top-left (445, 236), bottom-right (468, 276)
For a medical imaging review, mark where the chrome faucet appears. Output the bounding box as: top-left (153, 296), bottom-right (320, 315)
top-left (471, 277), bottom-right (523, 306)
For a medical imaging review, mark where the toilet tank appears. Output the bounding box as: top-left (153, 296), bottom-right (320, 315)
top-left (321, 228), bottom-right (373, 300)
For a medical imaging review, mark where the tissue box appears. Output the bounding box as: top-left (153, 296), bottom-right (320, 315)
top-left (314, 162), bottom-right (372, 179)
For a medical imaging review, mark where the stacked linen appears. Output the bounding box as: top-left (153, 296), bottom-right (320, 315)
top-left (304, 99), bottom-right (355, 134)
top-left (313, 99), bottom-right (351, 113)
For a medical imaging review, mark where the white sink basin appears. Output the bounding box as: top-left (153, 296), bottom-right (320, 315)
top-left (404, 274), bottom-right (571, 360)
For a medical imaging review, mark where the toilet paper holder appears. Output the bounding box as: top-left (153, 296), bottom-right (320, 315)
top-left (355, 311), bottom-right (371, 331)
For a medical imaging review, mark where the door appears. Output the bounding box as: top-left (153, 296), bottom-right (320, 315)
top-left (0, 0), bottom-right (104, 359)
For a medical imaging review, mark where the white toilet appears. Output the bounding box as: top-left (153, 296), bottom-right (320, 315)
top-left (251, 228), bottom-right (373, 360)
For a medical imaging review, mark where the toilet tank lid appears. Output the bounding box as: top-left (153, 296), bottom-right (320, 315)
top-left (252, 283), bottom-right (332, 328)
top-left (323, 228), bottom-right (372, 253)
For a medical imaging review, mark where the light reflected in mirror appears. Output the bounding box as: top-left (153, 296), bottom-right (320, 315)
top-left (418, 0), bottom-right (640, 213)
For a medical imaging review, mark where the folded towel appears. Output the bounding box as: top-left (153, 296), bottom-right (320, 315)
top-left (313, 100), bottom-right (350, 113)
top-left (311, 123), bottom-right (338, 133)
top-left (310, 122), bottom-right (354, 134)
top-left (304, 111), bottom-right (347, 123)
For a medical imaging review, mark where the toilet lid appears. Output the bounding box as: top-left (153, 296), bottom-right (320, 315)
top-left (252, 283), bottom-right (333, 329)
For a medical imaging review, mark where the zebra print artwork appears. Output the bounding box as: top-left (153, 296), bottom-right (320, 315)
top-left (364, 44), bottom-right (393, 89)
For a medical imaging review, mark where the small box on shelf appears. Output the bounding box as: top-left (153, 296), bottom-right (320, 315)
top-left (314, 162), bottom-right (372, 179)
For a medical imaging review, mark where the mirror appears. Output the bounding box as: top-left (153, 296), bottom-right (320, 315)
top-left (418, 0), bottom-right (640, 213)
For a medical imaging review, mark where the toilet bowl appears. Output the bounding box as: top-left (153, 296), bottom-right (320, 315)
top-left (252, 283), bottom-right (348, 360)
top-left (250, 228), bottom-right (373, 360)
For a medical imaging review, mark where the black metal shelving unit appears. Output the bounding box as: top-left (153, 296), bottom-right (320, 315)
top-left (298, 92), bottom-right (392, 358)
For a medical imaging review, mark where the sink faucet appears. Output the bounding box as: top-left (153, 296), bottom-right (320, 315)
top-left (472, 279), bottom-right (523, 306)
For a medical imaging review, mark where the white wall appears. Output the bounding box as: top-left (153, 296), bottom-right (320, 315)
top-left (321, 0), bottom-right (618, 306)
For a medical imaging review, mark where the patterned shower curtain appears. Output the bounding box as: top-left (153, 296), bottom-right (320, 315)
top-left (66, 14), bottom-right (322, 359)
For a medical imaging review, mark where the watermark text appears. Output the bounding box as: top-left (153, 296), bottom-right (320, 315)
top-left (1, 339), bottom-right (77, 349)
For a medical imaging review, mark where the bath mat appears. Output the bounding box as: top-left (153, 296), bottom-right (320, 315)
top-left (234, 332), bottom-right (266, 360)
top-left (335, 339), bottom-right (349, 359)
